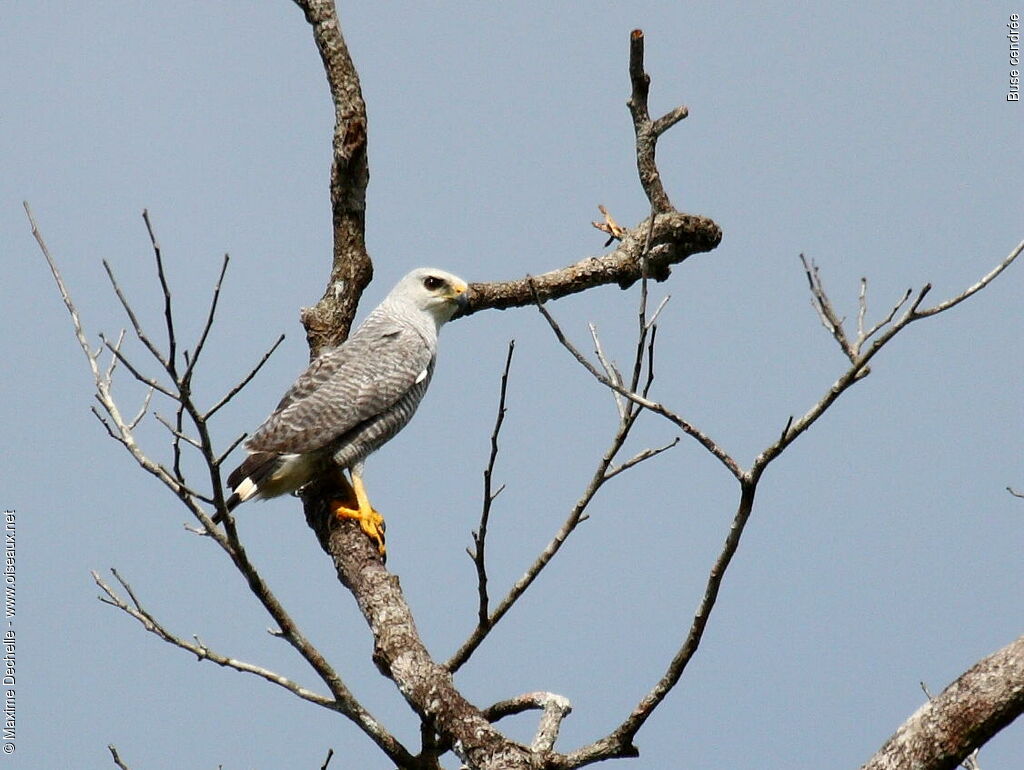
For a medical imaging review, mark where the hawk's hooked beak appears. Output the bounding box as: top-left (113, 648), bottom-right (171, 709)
top-left (451, 282), bottom-right (470, 312)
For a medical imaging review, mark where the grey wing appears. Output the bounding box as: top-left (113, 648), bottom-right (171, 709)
top-left (245, 320), bottom-right (435, 454)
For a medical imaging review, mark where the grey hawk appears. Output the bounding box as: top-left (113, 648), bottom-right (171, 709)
top-left (220, 267), bottom-right (469, 553)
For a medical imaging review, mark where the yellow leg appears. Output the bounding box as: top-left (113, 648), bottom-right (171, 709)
top-left (331, 471), bottom-right (386, 556)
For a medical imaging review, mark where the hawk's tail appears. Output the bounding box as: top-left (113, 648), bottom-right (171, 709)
top-left (214, 452), bottom-right (282, 524)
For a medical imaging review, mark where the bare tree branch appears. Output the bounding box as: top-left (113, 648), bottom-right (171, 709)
top-left (627, 29), bottom-right (687, 213)
top-left (153, 411), bottom-right (202, 450)
top-left (604, 437), bottom-right (679, 481)
top-left (462, 211), bottom-right (720, 317)
top-left (290, 0), bottom-right (373, 353)
top-left (183, 252), bottom-right (230, 383)
top-left (448, 283), bottom-right (669, 675)
top-left (912, 242), bottom-right (1022, 318)
top-left (320, 748), bottom-right (335, 770)
top-left (28, 204), bottom-right (416, 768)
top-left (101, 259), bottom-right (169, 371)
top-left (93, 568), bottom-right (342, 712)
top-left (204, 333), bottom-right (285, 419)
top-left (801, 253), bottom-right (857, 362)
top-left (108, 744), bottom-right (130, 770)
top-left (862, 635), bottom-right (1024, 770)
top-left (589, 323), bottom-right (627, 419)
top-left (542, 242), bottom-right (1023, 768)
top-left (97, 332), bottom-right (176, 397)
top-left (141, 209), bottom-right (178, 377)
top-left (752, 241), bottom-right (1024, 481)
top-left (468, 341), bottom-right (516, 630)
top-left (477, 692), bottom-right (575, 757)
top-left (530, 283), bottom-right (743, 481)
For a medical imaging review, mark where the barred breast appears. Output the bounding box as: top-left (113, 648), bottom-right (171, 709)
top-left (330, 359), bottom-right (435, 469)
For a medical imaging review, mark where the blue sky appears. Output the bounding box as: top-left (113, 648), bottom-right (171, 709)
top-left (3, 3), bottom-right (1022, 768)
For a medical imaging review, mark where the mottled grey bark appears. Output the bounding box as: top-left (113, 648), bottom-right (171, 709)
top-left (861, 635), bottom-right (1024, 770)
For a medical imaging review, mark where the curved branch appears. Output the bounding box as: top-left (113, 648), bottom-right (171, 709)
top-left (461, 212), bottom-right (721, 317)
top-left (861, 634), bottom-right (1024, 770)
top-left (555, 482), bottom-right (758, 768)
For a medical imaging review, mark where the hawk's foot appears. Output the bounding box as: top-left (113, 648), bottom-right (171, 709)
top-left (331, 500), bottom-right (386, 556)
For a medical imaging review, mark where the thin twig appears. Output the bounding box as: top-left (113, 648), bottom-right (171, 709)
top-left (215, 432), bottom-right (249, 469)
top-left (102, 259), bottom-right (169, 370)
top-left (859, 287), bottom-right (912, 352)
top-left (529, 279), bottom-right (743, 480)
top-left (205, 334), bottom-right (286, 419)
top-left (104, 329), bottom-right (126, 383)
top-left (183, 252), bottom-right (230, 384)
top-left (127, 388), bottom-right (154, 431)
top-left (142, 209), bottom-right (178, 379)
top-left (604, 437), bottom-right (679, 481)
top-left (590, 324), bottom-right (626, 420)
top-left (912, 240), bottom-right (1023, 318)
top-left (108, 745), bottom-right (131, 770)
top-left (800, 253), bottom-right (856, 362)
top-left (93, 569), bottom-right (340, 711)
top-left (320, 748), bottom-right (335, 770)
top-left (153, 412), bottom-right (203, 450)
top-left (97, 333), bottom-right (176, 397)
top-left (469, 341), bottom-right (516, 630)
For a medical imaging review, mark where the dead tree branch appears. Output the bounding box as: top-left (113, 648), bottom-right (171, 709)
top-left (28, 203), bottom-right (415, 768)
top-left (303, 496), bottom-right (534, 770)
top-left (468, 341), bottom-right (516, 630)
top-left (462, 211), bottom-right (720, 317)
top-left (108, 745), bottom-right (131, 770)
top-left (446, 265), bottom-right (676, 676)
top-left (481, 692), bottom-right (574, 755)
top-left (93, 569), bottom-right (340, 712)
top-left (38, 1), bottom-right (1023, 765)
top-left (290, 0), bottom-right (373, 353)
top-left (862, 634), bottom-right (1024, 770)
top-left (627, 29), bottom-right (688, 212)
top-left (752, 240), bottom-right (1023, 480)
top-left (539, 243), bottom-right (1023, 767)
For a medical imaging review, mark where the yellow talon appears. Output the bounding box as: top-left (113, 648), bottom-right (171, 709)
top-left (332, 502), bottom-right (386, 555)
top-left (330, 470), bottom-right (386, 556)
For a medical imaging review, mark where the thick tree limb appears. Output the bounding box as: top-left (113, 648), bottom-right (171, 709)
top-left (287, 6), bottom-right (715, 767)
top-left (461, 212), bottom-right (721, 317)
top-left (291, 0), bottom-right (373, 353)
top-left (861, 635), bottom-right (1024, 770)
top-left (303, 492), bottom-right (534, 770)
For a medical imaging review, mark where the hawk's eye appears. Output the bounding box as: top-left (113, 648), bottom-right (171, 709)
top-left (422, 276), bottom-right (444, 291)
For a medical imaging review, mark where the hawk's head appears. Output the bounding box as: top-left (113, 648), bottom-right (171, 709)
top-left (397, 267), bottom-right (469, 326)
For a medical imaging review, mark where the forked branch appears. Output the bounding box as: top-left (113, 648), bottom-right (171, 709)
top-left (28, 203), bottom-right (415, 768)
